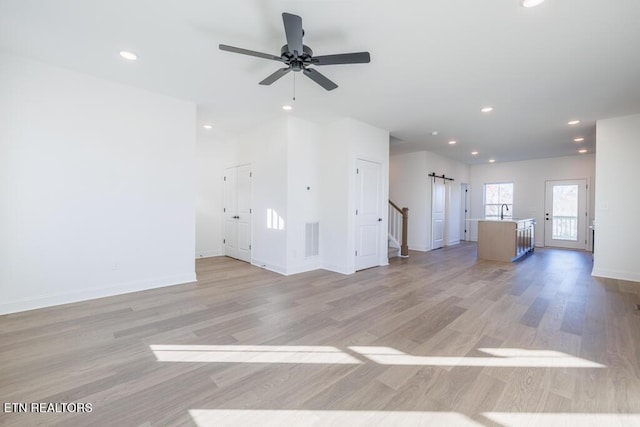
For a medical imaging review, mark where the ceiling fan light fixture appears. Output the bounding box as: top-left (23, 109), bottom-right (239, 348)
top-left (522, 0), bottom-right (545, 8)
top-left (119, 51), bottom-right (138, 61)
top-left (219, 13), bottom-right (370, 92)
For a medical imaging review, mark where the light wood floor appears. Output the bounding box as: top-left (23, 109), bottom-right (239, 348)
top-left (1, 243), bottom-right (640, 426)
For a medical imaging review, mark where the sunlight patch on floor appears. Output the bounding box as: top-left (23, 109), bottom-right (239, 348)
top-left (348, 346), bottom-right (605, 368)
top-left (150, 344), bottom-right (604, 368)
top-left (149, 345), bottom-right (362, 364)
top-left (484, 412), bottom-right (640, 427)
top-left (189, 409), bottom-right (480, 427)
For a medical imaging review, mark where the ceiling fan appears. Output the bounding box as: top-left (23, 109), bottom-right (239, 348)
top-left (219, 12), bottom-right (370, 91)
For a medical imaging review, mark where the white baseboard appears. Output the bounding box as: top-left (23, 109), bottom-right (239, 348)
top-left (196, 250), bottom-right (223, 259)
top-left (447, 240), bottom-right (461, 246)
top-left (408, 245), bottom-right (428, 252)
top-left (285, 261), bottom-right (322, 276)
top-left (591, 268), bottom-right (640, 282)
top-left (0, 272), bottom-right (197, 316)
top-left (251, 259), bottom-right (287, 275)
top-left (322, 263), bottom-right (353, 275)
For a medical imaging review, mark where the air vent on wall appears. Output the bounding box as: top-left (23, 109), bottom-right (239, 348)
top-left (305, 222), bottom-right (319, 258)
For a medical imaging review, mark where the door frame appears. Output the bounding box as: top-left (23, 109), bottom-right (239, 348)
top-left (460, 183), bottom-right (470, 241)
top-left (543, 178), bottom-right (589, 250)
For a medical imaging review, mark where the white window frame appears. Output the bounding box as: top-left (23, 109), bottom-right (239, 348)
top-left (483, 182), bottom-right (514, 220)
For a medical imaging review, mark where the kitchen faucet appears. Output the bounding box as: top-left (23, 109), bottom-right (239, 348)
top-left (500, 204), bottom-right (509, 220)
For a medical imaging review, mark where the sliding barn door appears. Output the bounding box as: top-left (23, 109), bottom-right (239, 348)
top-left (431, 180), bottom-right (446, 250)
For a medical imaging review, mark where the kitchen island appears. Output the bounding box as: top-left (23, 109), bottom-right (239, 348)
top-left (477, 218), bottom-right (536, 262)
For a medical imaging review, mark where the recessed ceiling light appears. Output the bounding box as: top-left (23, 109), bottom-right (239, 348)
top-left (578, 149), bottom-right (588, 154)
top-left (568, 120), bottom-right (580, 125)
top-left (522, 0), bottom-right (544, 7)
top-left (574, 137), bottom-right (585, 142)
top-left (119, 51), bottom-right (138, 61)
top-left (489, 159), bottom-right (496, 163)
top-left (448, 140), bottom-right (457, 145)
top-left (431, 131), bottom-right (439, 136)
top-left (471, 151), bottom-right (479, 156)
top-left (203, 124), bottom-right (213, 129)
top-left (282, 105), bottom-right (293, 111)
top-left (481, 106), bottom-right (494, 113)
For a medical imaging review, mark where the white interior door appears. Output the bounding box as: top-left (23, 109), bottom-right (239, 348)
top-left (544, 179), bottom-right (587, 250)
top-left (432, 180), bottom-right (446, 249)
top-left (355, 159), bottom-right (382, 271)
top-left (236, 165), bottom-right (252, 262)
top-left (224, 165), bottom-right (252, 262)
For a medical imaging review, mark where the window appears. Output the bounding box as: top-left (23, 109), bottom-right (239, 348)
top-left (484, 182), bottom-right (513, 219)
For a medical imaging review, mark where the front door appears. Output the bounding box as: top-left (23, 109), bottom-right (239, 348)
top-left (544, 179), bottom-right (587, 250)
top-left (355, 159), bottom-right (382, 271)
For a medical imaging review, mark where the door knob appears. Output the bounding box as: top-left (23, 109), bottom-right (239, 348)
top-left (378, 218), bottom-right (382, 222)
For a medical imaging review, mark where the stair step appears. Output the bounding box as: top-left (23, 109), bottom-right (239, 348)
top-left (388, 246), bottom-right (400, 258)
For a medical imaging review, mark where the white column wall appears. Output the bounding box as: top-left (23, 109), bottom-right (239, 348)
top-left (593, 114), bottom-right (640, 281)
top-left (1, 53), bottom-right (196, 314)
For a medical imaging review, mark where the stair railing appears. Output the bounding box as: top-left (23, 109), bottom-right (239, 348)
top-left (388, 200), bottom-right (409, 257)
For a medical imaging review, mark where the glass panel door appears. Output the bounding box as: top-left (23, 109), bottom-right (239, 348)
top-left (544, 180), bottom-right (587, 249)
top-left (552, 184), bottom-right (579, 240)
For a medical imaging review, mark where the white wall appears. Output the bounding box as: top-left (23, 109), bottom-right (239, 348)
top-left (286, 117), bottom-right (322, 275)
top-left (320, 119), bottom-right (352, 274)
top-left (390, 151), bottom-right (470, 251)
top-left (469, 155), bottom-right (596, 248)
top-left (0, 53), bottom-right (196, 315)
top-left (593, 114), bottom-right (640, 281)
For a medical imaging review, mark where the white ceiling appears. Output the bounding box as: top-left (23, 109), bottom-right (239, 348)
top-left (2, 0), bottom-right (640, 164)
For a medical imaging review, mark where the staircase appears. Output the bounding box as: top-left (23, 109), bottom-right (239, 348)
top-left (388, 200), bottom-right (409, 258)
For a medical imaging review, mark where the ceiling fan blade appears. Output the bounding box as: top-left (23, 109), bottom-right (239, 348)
top-left (259, 67), bottom-right (292, 85)
top-left (303, 68), bottom-right (338, 91)
top-left (312, 52), bottom-right (371, 66)
top-left (219, 44), bottom-right (283, 62)
top-left (282, 13), bottom-right (303, 57)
